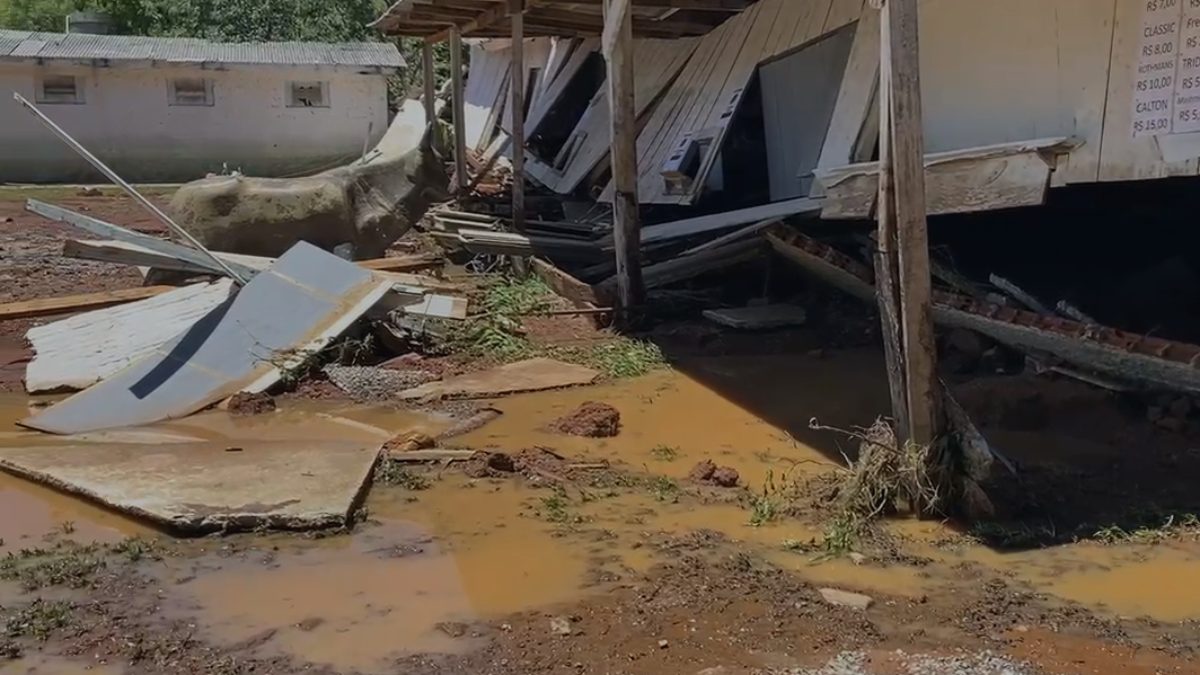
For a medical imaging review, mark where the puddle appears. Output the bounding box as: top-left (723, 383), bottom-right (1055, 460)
top-left (159, 482), bottom-right (597, 672)
top-left (454, 355), bottom-right (885, 490)
top-left (0, 653), bottom-right (122, 674)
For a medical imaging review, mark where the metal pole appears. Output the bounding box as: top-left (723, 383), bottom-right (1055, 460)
top-left (13, 92), bottom-right (248, 285)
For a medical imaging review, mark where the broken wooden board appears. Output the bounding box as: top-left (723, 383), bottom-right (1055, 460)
top-left (599, 238), bottom-right (764, 295)
top-left (25, 280), bottom-right (236, 393)
top-left (703, 304), bottom-right (807, 330)
top-left (629, 197), bottom-right (821, 247)
top-left (814, 137), bottom-right (1077, 219)
top-left (0, 286), bottom-right (180, 321)
top-left (22, 243), bottom-right (393, 434)
top-left (397, 358), bottom-right (600, 400)
top-left (0, 413), bottom-right (388, 533)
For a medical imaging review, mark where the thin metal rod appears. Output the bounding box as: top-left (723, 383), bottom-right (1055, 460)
top-left (13, 92), bottom-right (247, 285)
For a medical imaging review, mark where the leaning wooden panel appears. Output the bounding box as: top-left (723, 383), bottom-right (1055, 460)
top-left (815, 6), bottom-right (879, 177)
top-left (815, 137), bottom-right (1076, 219)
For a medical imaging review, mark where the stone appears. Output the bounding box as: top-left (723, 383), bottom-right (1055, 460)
top-left (818, 588), bottom-right (874, 610)
top-left (688, 460), bottom-right (717, 482)
top-left (657, 639), bottom-right (669, 649)
top-left (710, 466), bottom-right (739, 488)
top-left (848, 552), bottom-right (867, 565)
top-left (550, 402), bottom-right (621, 438)
top-left (549, 616), bottom-right (572, 636)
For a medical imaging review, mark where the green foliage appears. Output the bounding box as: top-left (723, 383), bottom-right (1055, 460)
top-left (649, 445), bottom-right (679, 462)
top-left (648, 476), bottom-right (679, 504)
top-left (747, 471), bottom-right (783, 527)
top-left (538, 488), bottom-right (571, 523)
top-left (586, 340), bottom-right (665, 379)
top-left (3, 599), bottom-right (72, 640)
top-left (0, 542), bottom-right (105, 591)
top-left (374, 460), bottom-right (431, 490)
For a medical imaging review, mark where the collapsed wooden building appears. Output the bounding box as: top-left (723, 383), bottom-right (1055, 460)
top-left (374, 0), bottom-right (1200, 436)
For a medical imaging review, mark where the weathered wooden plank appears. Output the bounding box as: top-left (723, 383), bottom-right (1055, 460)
top-left (451, 27), bottom-right (469, 191)
top-left (511, 1), bottom-right (528, 233)
top-left (816, 137), bottom-right (1073, 219)
top-left (422, 42), bottom-right (437, 124)
top-left (816, 5), bottom-right (879, 176)
top-left (0, 286), bottom-right (179, 321)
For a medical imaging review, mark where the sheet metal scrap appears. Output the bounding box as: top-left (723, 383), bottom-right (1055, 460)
top-left (22, 242), bottom-right (393, 434)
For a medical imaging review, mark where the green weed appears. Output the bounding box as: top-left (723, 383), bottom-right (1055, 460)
top-left (538, 489), bottom-right (572, 523)
top-left (110, 537), bottom-right (166, 563)
top-left (0, 543), bottom-right (105, 591)
top-left (585, 340), bottom-right (665, 379)
top-left (649, 445), bottom-right (679, 461)
top-left (648, 476), bottom-right (680, 503)
top-left (747, 471), bottom-right (784, 527)
top-left (3, 600), bottom-right (72, 640)
top-left (374, 461), bottom-right (432, 490)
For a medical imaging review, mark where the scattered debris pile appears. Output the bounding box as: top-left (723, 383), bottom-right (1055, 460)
top-left (549, 402), bottom-right (620, 438)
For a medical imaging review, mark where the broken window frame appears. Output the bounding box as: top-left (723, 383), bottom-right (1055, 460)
top-left (169, 77), bottom-right (214, 107)
top-left (37, 74), bottom-right (83, 104)
top-left (287, 81), bottom-right (330, 108)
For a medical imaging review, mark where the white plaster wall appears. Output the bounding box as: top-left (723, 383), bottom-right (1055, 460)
top-left (0, 62), bottom-right (391, 183)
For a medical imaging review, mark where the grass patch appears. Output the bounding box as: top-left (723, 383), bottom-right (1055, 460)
top-left (649, 445), bottom-right (679, 461)
top-left (3, 599), bottom-right (72, 640)
top-left (1092, 512), bottom-right (1200, 545)
top-left (537, 489), bottom-right (572, 523)
top-left (584, 340), bottom-right (665, 378)
top-left (648, 476), bottom-right (680, 503)
top-left (109, 537), bottom-right (167, 563)
top-left (0, 543), bottom-right (106, 591)
top-left (748, 472), bottom-right (785, 527)
top-left (374, 460), bottom-right (432, 490)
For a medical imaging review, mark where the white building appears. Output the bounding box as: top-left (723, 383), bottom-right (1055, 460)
top-left (0, 29), bottom-right (404, 183)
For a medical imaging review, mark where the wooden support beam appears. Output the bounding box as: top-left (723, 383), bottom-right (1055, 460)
top-left (449, 26), bottom-right (469, 193)
top-left (422, 41), bottom-right (437, 124)
top-left (603, 0), bottom-right (644, 319)
top-left (510, 0), bottom-right (527, 234)
top-left (0, 286), bottom-right (178, 321)
top-left (876, 0), bottom-right (940, 446)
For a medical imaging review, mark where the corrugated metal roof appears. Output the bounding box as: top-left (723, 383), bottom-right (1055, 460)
top-left (0, 29), bottom-right (404, 69)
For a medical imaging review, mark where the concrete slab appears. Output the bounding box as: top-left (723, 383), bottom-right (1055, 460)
top-left (703, 304), bottom-right (808, 330)
top-left (0, 413), bottom-right (390, 533)
top-left (398, 358), bottom-right (600, 400)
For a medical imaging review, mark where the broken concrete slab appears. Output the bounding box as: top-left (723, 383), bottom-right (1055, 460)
top-left (22, 243), bottom-right (393, 434)
top-left (25, 280), bottom-right (236, 393)
top-left (0, 433), bottom-right (383, 534)
top-left (397, 358), bottom-right (600, 400)
top-left (703, 304), bottom-right (807, 330)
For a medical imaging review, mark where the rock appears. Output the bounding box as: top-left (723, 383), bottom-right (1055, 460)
top-left (688, 459), bottom-right (739, 487)
top-left (688, 459), bottom-right (716, 482)
top-left (657, 639), bottom-right (669, 649)
top-left (710, 466), bottom-right (739, 488)
top-left (1, 217), bottom-right (12, 223)
top-left (848, 552), bottom-right (867, 565)
top-left (227, 391), bottom-right (276, 416)
top-left (549, 402), bottom-right (621, 438)
top-left (549, 616), bottom-right (572, 636)
top-left (818, 588), bottom-right (874, 610)
top-left (77, 186), bottom-right (102, 197)
top-left (384, 431), bottom-right (436, 454)
top-left (296, 617), bottom-right (324, 632)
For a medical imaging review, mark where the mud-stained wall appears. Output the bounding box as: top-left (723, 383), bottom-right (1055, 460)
top-left (0, 62), bottom-right (389, 183)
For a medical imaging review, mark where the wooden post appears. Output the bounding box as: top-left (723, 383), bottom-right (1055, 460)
top-left (510, 0), bottom-right (527, 233)
top-left (449, 27), bottom-right (469, 193)
top-left (603, 0), bottom-right (644, 319)
top-left (876, 0), bottom-right (939, 446)
top-left (422, 42), bottom-right (437, 124)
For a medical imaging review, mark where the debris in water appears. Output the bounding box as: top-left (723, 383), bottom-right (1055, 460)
top-left (227, 391), bottom-right (276, 416)
top-left (549, 401), bottom-right (621, 438)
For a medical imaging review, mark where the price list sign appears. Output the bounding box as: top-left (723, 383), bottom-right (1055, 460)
top-left (1174, 0), bottom-right (1200, 132)
top-left (1134, 0), bottom-right (1182, 137)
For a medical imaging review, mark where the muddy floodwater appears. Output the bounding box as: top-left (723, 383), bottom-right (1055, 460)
top-left (1, 354), bottom-right (1199, 673)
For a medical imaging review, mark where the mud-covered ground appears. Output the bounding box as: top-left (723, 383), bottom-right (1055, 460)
top-left (1, 187), bottom-right (1199, 675)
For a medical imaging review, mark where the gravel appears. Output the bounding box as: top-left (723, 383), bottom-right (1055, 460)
top-left (322, 364), bottom-right (436, 401)
top-left (784, 650), bottom-right (1044, 675)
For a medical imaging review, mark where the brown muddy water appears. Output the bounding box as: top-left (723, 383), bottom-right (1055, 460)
top-left (2, 352), bottom-right (1199, 672)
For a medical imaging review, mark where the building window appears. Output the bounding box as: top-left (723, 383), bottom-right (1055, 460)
top-left (287, 81), bottom-right (328, 108)
top-left (170, 77), bottom-right (213, 106)
top-left (37, 75), bottom-right (83, 104)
